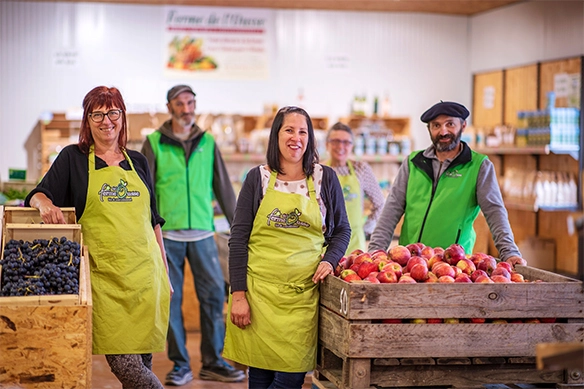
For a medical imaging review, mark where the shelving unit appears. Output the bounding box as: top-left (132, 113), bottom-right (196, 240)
top-left (473, 56), bottom-right (583, 279)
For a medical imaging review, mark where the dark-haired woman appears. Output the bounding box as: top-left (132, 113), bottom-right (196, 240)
top-left (223, 106), bottom-right (350, 389)
top-left (26, 86), bottom-right (171, 389)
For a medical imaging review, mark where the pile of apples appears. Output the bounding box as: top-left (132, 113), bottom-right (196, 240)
top-left (335, 243), bottom-right (529, 284)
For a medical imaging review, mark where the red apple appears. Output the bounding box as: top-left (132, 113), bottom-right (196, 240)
top-left (377, 270), bottom-right (398, 284)
top-left (469, 252), bottom-right (490, 266)
top-left (444, 243), bottom-right (466, 266)
top-left (346, 249), bottom-right (363, 267)
top-left (477, 257), bottom-right (497, 275)
top-left (427, 318), bottom-right (443, 324)
top-left (470, 318), bottom-right (486, 323)
top-left (491, 267), bottom-right (511, 279)
top-left (524, 318), bottom-right (540, 323)
top-left (420, 246), bottom-right (435, 260)
top-left (343, 273), bottom-right (362, 283)
top-left (340, 269), bottom-right (357, 280)
top-left (433, 247), bottom-right (445, 255)
top-left (454, 274), bottom-right (472, 283)
top-left (470, 269), bottom-right (489, 282)
top-left (491, 274), bottom-right (512, 283)
top-left (456, 258), bottom-right (476, 275)
top-left (434, 263), bottom-right (456, 278)
top-left (410, 263), bottom-right (429, 282)
top-left (496, 261), bottom-right (513, 273)
top-left (389, 245), bottom-right (411, 266)
top-left (353, 252), bottom-right (373, 266)
top-left (427, 253), bottom-right (444, 269)
top-left (358, 261), bottom-right (379, 279)
top-left (475, 275), bottom-right (494, 283)
top-left (382, 318), bottom-right (403, 323)
top-left (398, 275), bottom-right (417, 284)
top-left (540, 318), bottom-right (557, 323)
top-left (364, 274), bottom-right (381, 283)
top-left (406, 256), bottom-right (428, 273)
top-left (438, 275), bottom-right (455, 283)
top-left (371, 250), bottom-right (389, 262)
top-left (451, 266), bottom-right (463, 278)
top-left (373, 259), bottom-right (388, 271)
top-left (510, 272), bottom-right (525, 283)
top-left (425, 272), bottom-right (438, 283)
top-left (381, 262), bottom-right (403, 279)
top-left (349, 263), bottom-right (361, 273)
top-left (406, 242), bottom-right (425, 257)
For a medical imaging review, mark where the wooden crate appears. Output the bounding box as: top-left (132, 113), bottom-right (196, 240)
top-left (0, 223), bottom-right (92, 388)
top-left (317, 266), bottom-right (584, 389)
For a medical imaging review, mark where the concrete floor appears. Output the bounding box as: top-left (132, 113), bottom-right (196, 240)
top-left (91, 331), bottom-right (313, 389)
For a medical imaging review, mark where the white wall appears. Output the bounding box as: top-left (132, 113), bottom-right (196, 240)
top-left (1, 1), bottom-right (582, 180)
top-left (470, 0), bottom-right (584, 72)
top-left (0, 1), bottom-right (470, 180)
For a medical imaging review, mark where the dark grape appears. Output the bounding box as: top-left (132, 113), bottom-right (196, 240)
top-left (0, 236), bottom-right (81, 296)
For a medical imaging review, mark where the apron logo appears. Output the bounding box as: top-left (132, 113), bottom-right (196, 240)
top-left (343, 185), bottom-right (357, 201)
top-left (98, 179), bottom-right (141, 202)
top-left (445, 170), bottom-right (462, 178)
top-left (266, 208), bottom-right (310, 228)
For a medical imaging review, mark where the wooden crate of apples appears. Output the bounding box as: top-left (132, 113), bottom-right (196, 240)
top-left (316, 243), bottom-right (584, 389)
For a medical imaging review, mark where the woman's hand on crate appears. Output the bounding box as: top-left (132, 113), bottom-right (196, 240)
top-left (29, 192), bottom-right (67, 224)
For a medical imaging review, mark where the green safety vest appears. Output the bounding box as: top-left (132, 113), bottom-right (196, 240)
top-left (148, 131), bottom-right (215, 231)
top-left (400, 147), bottom-right (487, 252)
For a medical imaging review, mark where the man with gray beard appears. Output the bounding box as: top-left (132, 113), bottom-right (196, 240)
top-left (368, 101), bottom-right (525, 267)
top-left (141, 85), bottom-right (244, 385)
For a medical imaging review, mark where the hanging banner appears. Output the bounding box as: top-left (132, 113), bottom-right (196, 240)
top-left (164, 6), bottom-right (271, 80)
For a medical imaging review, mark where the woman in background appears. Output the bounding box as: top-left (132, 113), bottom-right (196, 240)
top-left (325, 122), bottom-right (385, 254)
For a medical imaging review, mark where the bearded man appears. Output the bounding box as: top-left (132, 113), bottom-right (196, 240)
top-left (368, 101), bottom-right (526, 267)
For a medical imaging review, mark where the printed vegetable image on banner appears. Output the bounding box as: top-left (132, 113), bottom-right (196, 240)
top-left (164, 7), bottom-right (272, 80)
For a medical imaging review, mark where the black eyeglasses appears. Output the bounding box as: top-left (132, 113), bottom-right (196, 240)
top-left (89, 109), bottom-right (122, 123)
top-left (328, 139), bottom-right (353, 146)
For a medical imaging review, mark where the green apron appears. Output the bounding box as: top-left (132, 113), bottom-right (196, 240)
top-left (224, 170), bottom-right (325, 372)
top-left (80, 147), bottom-right (170, 355)
top-left (331, 160), bottom-right (365, 254)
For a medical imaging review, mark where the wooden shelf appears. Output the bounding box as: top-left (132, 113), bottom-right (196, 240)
top-left (476, 146), bottom-right (550, 155)
top-left (221, 153), bottom-right (405, 164)
top-left (504, 201), bottom-right (580, 213)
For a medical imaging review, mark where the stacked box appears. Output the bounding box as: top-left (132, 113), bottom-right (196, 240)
top-left (0, 209), bottom-right (92, 389)
top-left (317, 266), bottom-right (584, 389)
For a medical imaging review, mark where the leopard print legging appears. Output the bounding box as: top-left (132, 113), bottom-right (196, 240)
top-left (105, 354), bottom-right (164, 389)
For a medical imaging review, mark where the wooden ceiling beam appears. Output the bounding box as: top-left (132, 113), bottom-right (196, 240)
top-left (17, 0), bottom-right (526, 16)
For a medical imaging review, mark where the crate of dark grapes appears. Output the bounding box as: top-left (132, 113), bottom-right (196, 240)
top-left (0, 220), bottom-right (91, 388)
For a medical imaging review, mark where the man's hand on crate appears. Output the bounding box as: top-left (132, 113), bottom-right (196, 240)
top-left (506, 255), bottom-right (527, 267)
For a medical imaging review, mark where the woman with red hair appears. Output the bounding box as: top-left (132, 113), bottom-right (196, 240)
top-left (26, 86), bottom-right (171, 388)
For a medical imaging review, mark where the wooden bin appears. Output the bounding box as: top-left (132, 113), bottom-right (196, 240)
top-left (0, 223), bottom-right (92, 388)
top-left (317, 266), bottom-right (584, 389)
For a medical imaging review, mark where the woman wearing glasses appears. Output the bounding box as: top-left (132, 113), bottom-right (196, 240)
top-left (325, 122), bottom-right (386, 254)
top-left (224, 106), bottom-right (350, 389)
top-left (25, 86), bottom-right (171, 389)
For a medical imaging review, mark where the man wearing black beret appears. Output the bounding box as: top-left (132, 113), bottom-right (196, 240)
top-left (369, 101), bottom-right (526, 267)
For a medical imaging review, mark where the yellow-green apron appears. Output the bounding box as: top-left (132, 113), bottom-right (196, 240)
top-left (334, 160), bottom-right (365, 254)
top-left (80, 147), bottom-right (170, 355)
top-left (223, 170), bottom-right (325, 372)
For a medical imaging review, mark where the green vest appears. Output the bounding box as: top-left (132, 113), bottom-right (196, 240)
top-left (400, 147), bottom-right (487, 253)
top-left (148, 131), bottom-right (215, 231)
